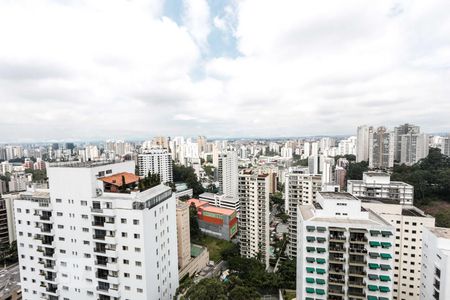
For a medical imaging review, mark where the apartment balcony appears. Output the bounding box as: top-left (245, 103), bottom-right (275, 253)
top-left (348, 247), bottom-right (367, 255)
top-left (328, 275), bottom-right (345, 285)
top-left (348, 288), bottom-right (365, 298)
top-left (328, 286), bottom-right (345, 296)
top-left (329, 235), bottom-right (346, 243)
top-left (348, 268), bottom-right (366, 277)
top-left (349, 236), bottom-right (368, 243)
top-left (329, 257), bottom-right (346, 264)
top-left (329, 246), bottom-right (346, 253)
top-left (97, 286), bottom-right (120, 298)
top-left (328, 267), bottom-right (345, 275)
top-left (348, 279), bottom-right (365, 288)
top-left (43, 248), bottom-right (55, 258)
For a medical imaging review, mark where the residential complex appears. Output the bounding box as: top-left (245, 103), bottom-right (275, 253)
top-left (285, 170), bottom-right (322, 258)
top-left (356, 125), bottom-right (372, 162)
top-left (238, 169), bottom-right (270, 268)
top-left (217, 151), bottom-right (238, 199)
top-left (362, 200), bottom-right (435, 300)
top-left (394, 124), bottom-right (420, 162)
top-left (199, 192), bottom-right (240, 211)
top-left (348, 172), bottom-right (414, 205)
top-left (137, 149), bottom-right (173, 183)
top-left (15, 161), bottom-right (179, 300)
top-left (400, 133), bottom-right (429, 166)
top-left (420, 227), bottom-right (450, 300)
top-left (187, 198), bottom-right (238, 241)
top-left (369, 126), bottom-right (395, 169)
top-left (297, 192), bottom-right (395, 300)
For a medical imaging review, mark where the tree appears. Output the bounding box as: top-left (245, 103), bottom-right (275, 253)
top-left (346, 161), bottom-right (369, 180)
top-left (229, 286), bottom-right (260, 300)
top-left (173, 163), bottom-right (205, 197)
top-left (184, 278), bottom-right (227, 300)
top-left (25, 169), bottom-right (47, 182)
top-left (277, 259), bottom-right (296, 289)
top-left (189, 203), bottom-right (202, 239)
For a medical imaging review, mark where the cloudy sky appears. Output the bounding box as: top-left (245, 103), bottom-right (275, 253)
top-left (1, 0), bottom-right (449, 142)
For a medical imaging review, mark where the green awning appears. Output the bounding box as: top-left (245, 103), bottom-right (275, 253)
top-left (381, 231), bottom-right (393, 236)
top-left (316, 258), bottom-right (326, 264)
top-left (380, 264), bottom-right (391, 270)
top-left (306, 277), bottom-right (315, 283)
top-left (306, 226), bottom-right (316, 231)
top-left (306, 267), bottom-right (315, 273)
top-left (307, 236), bottom-right (316, 242)
top-left (306, 287), bottom-right (315, 294)
top-left (317, 237), bottom-right (326, 243)
top-left (369, 252), bottom-right (380, 258)
top-left (307, 247), bottom-right (315, 252)
top-left (369, 241), bottom-right (380, 247)
top-left (316, 289), bottom-right (325, 295)
top-left (317, 226), bottom-right (326, 232)
top-left (306, 257), bottom-right (315, 263)
top-left (380, 275), bottom-right (391, 282)
top-left (380, 253), bottom-right (392, 259)
top-left (367, 296), bottom-right (378, 300)
top-left (379, 286), bottom-right (390, 293)
top-left (316, 268), bottom-right (326, 274)
top-left (381, 242), bottom-right (392, 248)
top-left (369, 263), bottom-right (380, 269)
top-left (368, 285), bottom-right (378, 291)
top-left (316, 278), bottom-right (325, 285)
top-left (368, 274), bottom-right (379, 280)
top-left (370, 230), bottom-right (380, 236)
top-left (379, 297), bottom-right (389, 300)
top-left (305, 298), bottom-right (314, 300)
top-left (316, 247), bottom-right (326, 253)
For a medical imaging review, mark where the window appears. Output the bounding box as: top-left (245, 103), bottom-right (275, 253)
top-left (81, 201), bottom-right (87, 206)
top-left (122, 232), bottom-right (127, 238)
top-left (121, 218), bottom-right (127, 224)
top-left (122, 246), bottom-right (128, 251)
top-left (123, 259), bottom-right (129, 264)
top-left (136, 275), bottom-right (142, 280)
top-left (57, 212), bottom-right (63, 216)
top-left (137, 288), bottom-right (143, 293)
top-left (82, 228), bottom-right (89, 232)
top-left (133, 219), bottom-right (139, 225)
top-left (124, 273), bottom-right (130, 278)
top-left (135, 247), bottom-right (141, 252)
top-left (134, 234), bottom-right (140, 239)
top-left (136, 261), bottom-right (142, 266)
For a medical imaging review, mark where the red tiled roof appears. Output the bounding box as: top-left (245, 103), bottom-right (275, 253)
top-left (203, 206), bottom-right (235, 216)
top-left (186, 198), bottom-right (209, 208)
top-left (99, 172), bottom-right (140, 186)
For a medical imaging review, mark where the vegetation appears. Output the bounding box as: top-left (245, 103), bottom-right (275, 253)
top-left (346, 160), bottom-right (369, 180)
top-left (206, 183), bottom-right (219, 193)
top-left (189, 203), bottom-right (202, 239)
top-left (193, 235), bottom-right (236, 262)
top-left (173, 163), bottom-right (205, 197)
top-left (184, 278), bottom-right (228, 300)
top-left (277, 259), bottom-right (296, 290)
top-left (25, 168), bottom-right (47, 182)
top-left (138, 172), bottom-right (160, 191)
top-left (391, 148), bottom-right (450, 206)
top-left (0, 241), bottom-right (18, 267)
top-left (203, 165), bottom-right (215, 177)
top-left (270, 192), bottom-right (284, 207)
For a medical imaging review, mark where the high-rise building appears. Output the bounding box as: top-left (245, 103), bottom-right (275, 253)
top-left (394, 123), bottom-right (420, 162)
top-left (14, 161), bottom-right (179, 300)
top-left (285, 170), bottom-right (322, 258)
top-left (369, 126), bottom-right (395, 169)
top-left (297, 192), bottom-right (395, 300)
top-left (238, 170), bottom-right (270, 268)
top-left (0, 197), bottom-right (11, 250)
top-left (335, 166), bottom-right (347, 190)
top-left (356, 125), bottom-right (372, 162)
top-left (444, 137), bottom-right (450, 156)
top-left (321, 157), bottom-right (334, 185)
top-left (197, 136), bottom-right (207, 153)
top-left (308, 155), bottom-right (319, 175)
top-left (362, 201), bottom-right (435, 300)
top-left (137, 149), bottom-right (173, 183)
top-left (217, 151), bottom-right (238, 199)
top-left (420, 227), bottom-right (450, 300)
top-left (400, 133), bottom-right (429, 165)
top-left (347, 172), bottom-right (414, 205)
top-left (176, 200), bottom-right (190, 270)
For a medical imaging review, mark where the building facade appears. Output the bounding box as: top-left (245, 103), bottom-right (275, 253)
top-left (238, 170), bottom-right (270, 268)
top-left (285, 171), bottom-right (322, 258)
top-left (137, 149), bottom-right (173, 183)
top-left (15, 161), bottom-right (179, 300)
top-left (394, 123), bottom-right (420, 162)
top-left (356, 125), bottom-right (372, 162)
top-left (400, 133), bottom-right (429, 166)
top-left (297, 192), bottom-right (395, 300)
top-left (217, 151), bottom-right (238, 199)
top-left (348, 172), bottom-right (414, 205)
top-left (176, 201), bottom-right (190, 270)
top-left (420, 227), bottom-right (450, 300)
top-left (369, 126), bottom-right (395, 169)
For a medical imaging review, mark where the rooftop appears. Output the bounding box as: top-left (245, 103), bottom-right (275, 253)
top-left (202, 205), bottom-right (235, 216)
top-left (186, 198), bottom-right (209, 208)
top-left (99, 172), bottom-right (140, 187)
top-left (365, 171), bottom-right (390, 177)
top-left (319, 192), bottom-right (359, 201)
top-left (429, 227), bottom-right (450, 239)
top-left (49, 160), bottom-right (123, 168)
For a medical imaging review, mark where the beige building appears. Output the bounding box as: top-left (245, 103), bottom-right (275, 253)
top-left (238, 169), bottom-right (270, 268)
top-left (362, 200), bottom-right (435, 300)
top-left (176, 201), bottom-right (191, 270)
top-left (285, 171), bottom-right (322, 258)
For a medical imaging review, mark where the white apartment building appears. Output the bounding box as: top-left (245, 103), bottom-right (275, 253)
top-left (14, 161), bottom-right (179, 300)
top-left (348, 172), bottom-right (414, 205)
top-left (400, 133), bottom-right (429, 166)
top-left (420, 227), bottom-right (450, 300)
top-left (217, 151), bottom-right (238, 199)
top-left (285, 171), bottom-right (322, 258)
top-left (297, 192), bottom-right (395, 300)
top-left (356, 125), bottom-right (372, 162)
top-left (199, 192), bottom-right (240, 211)
top-left (137, 149), bottom-right (173, 183)
top-left (238, 170), bottom-right (270, 268)
top-left (394, 123), bottom-right (420, 162)
top-left (443, 137), bottom-right (450, 156)
top-left (362, 200), bottom-right (435, 300)
top-left (369, 126), bottom-right (395, 169)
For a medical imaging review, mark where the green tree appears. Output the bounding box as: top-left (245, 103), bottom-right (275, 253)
top-left (189, 203), bottom-right (202, 239)
top-left (229, 286), bottom-right (260, 300)
top-left (346, 161), bottom-right (369, 180)
top-left (184, 278), bottom-right (227, 300)
top-left (277, 259), bottom-right (296, 289)
top-left (173, 163), bottom-right (205, 197)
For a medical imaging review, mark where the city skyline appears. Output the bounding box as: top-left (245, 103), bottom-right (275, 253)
top-left (1, 0), bottom-right (450, 142)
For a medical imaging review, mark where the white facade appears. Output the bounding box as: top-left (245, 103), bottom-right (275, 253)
top-left (348, 172), bottom-right (414, 205)
top-left (420, 227), bottom-right (450, 300)
top-left (285, 171), bottom-right (322, 258)
top-left (400, 133), bottom-right (429, 166)
top-left (356, 125), bottom-right (372, 162)
top-left (137, 149), bottom-right (173, 183)
top-left (362, 201), bottom-right (435, 300)
top-left (238, 170), bottom-right (270, 268)
top-left (369, 126), bottom-right (395, 169)
top-left (297, 192), bottom-right (395, 300)
top-left (217, 151), bottom-right (238, 199)
top-left (199, 192), bottom-right (240, 211)
top-left (14, 161), bottom-right (178, 300)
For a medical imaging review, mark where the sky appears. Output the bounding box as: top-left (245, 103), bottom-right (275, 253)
top-left (0, 0), bottom-right (449, 142)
